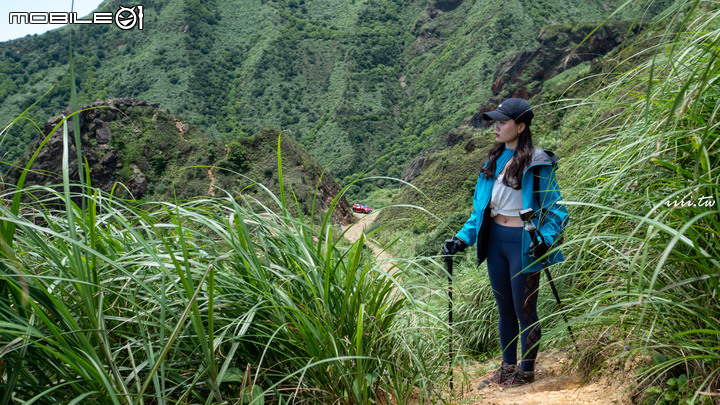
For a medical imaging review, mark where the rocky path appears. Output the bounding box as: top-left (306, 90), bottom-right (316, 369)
top-left (459, 350), bottom-right (632, 405)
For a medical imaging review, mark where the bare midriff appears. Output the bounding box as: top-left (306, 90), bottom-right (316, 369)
top-left (493, 163), bottom-right (524, 227)
top-left (492, 213), bottom-right (524, 227)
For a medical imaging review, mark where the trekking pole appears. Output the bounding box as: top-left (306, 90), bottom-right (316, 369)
top-left (519, 209), bottom-right (576, 346)
top-left (443, 254), bottom-right (454, 391)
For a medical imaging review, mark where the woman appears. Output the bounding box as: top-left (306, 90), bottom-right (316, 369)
top-left (442, 98), bottom-right (568, 388)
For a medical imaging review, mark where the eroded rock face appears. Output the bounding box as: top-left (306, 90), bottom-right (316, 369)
top-left (494, 23), bottom-right (639, 96)
top-left (401, 21), bottom-right (640, 185)
top-left (401, 150), bottom-right (439, 184)
top-left (446, 126), bottom-right (473, 148)
top-left (468, 21), bottom-right (642, 128)
top-left (402, 156), bottom-right (427, 183)
top-left (16, 97), bottom-right (149, 198)
top-left (314, 175), bottom-right (354, 226)
top-left (95, 122), bottom-right (112, 144)
top-left (128, 164), bottom-right (148, 197)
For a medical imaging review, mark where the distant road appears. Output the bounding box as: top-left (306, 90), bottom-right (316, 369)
top-left (342, 211), bottom-right (394, 274)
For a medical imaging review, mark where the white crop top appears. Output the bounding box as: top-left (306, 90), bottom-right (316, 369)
top-left (490, 174), bottom-right (523, 217)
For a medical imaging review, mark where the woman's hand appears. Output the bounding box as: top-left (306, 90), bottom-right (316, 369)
top-left (442, 236), bottom-right (468, 256)
top-left (532, 241), bottom-right (549, 258)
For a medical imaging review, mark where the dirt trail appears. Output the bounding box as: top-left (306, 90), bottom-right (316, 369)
top-left (341, 214), bottom-right (632, 405)
top-left (207, 169), bottom-right (216, 196)
top-left (175, 121), bottom-right (188, 141)
top-left (342, 211), bottom-right (395, 273)
top-left (459, 350), bottom-right (632, 405)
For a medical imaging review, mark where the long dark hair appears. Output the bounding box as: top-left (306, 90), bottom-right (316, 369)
top-left (480, 124), bottom-right (534, 190)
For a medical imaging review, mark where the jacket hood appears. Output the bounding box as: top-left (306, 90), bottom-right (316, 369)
top-left (530, 147), bottom-right (557, 167)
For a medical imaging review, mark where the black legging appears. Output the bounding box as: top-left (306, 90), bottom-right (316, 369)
top-left (486, 221), bottom-right (541, 371)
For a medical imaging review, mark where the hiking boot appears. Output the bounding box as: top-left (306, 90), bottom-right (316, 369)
top-left (477, 361), bottom-right (514, 389)
top-left (500, 366), bottom-right (535, 387)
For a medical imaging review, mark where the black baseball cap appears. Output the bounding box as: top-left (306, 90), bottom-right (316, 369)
top-left (482, 98), bottom-right (534, 124)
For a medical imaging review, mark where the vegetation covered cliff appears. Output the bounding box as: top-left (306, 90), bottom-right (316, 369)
top-left (9, 97), bottom-right (354, 223)
top-left (0, 0), bottom-right (669, 187)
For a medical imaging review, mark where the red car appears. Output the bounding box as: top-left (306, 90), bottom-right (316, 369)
top-left (352, 203), bottom-right (373, 214)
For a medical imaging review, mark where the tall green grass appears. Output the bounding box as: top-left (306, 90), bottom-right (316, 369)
top-left (0, 13), bottom-right (455, 400)
top-left (0, 118), bottom-right (452, 403)
top-left (559, 0), bottom-right (720, 402)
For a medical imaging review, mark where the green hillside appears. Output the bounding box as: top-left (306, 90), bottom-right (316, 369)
top-left (8, 97), bottom-right (355, 224)
top-left (0, 0), bottom-right (669, 188)
top-left (0, 0), bottom-right (718, 403)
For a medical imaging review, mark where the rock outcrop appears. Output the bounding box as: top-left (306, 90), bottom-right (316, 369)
top-left (468, 21), bottom-right (642, 128)
top-left (12, 98), bottom-right (354, 224)
top-left (402, 21), bottom-right (641, 187)
top-left (401, 150), bottom-right (439, 183)
top-left (18, 97), bottom-right (152, 198)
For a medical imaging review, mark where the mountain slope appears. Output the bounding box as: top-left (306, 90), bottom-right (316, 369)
top-left (10, 97), bottom-right (354, 224)
top-left (0, 0), bottom-right (670, 185)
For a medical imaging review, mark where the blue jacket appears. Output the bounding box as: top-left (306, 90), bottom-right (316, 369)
top-left (455, 147), bottom-right (568, 273)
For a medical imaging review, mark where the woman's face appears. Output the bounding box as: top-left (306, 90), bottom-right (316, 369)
top-left (493, 119), bottom-right (525, 150)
